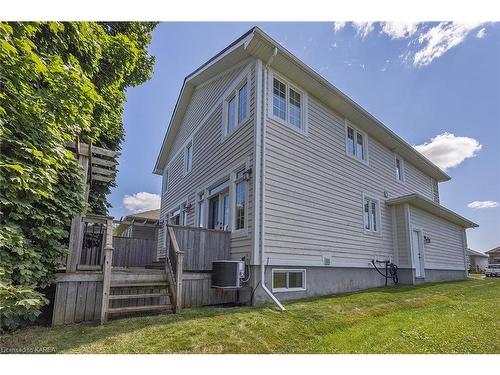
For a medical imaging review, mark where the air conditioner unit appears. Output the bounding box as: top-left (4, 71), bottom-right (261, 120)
top-left (212, 260), bottom-right (245, 289)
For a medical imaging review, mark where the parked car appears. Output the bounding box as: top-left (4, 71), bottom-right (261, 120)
top-left (485, 264), bottom-right (500, 277)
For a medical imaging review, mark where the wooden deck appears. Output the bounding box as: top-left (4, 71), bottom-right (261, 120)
top-left (53, 216), bottom-right (235, 326)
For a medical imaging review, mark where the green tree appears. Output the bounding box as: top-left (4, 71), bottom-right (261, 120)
top-left (0, 22), bottom-right (157, 329)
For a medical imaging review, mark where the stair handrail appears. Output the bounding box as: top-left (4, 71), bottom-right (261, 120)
top-left (166, 225), bottom-right (184, 312)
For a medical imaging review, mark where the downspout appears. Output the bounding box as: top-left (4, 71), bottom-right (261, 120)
top-left (259, 47), bottom-right (285, 311)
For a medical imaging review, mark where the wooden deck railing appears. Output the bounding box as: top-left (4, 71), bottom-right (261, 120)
top-left (166, 226), bottom-right (183, 312)
top-left (65, 214), bottom-right (112, 272)
top-left (165, 225), bottom-right (232, 312)
top-left (166, 225), bottom-right (231, 271)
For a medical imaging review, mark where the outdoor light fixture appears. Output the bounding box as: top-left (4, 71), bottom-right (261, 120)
top-left (243, 167), bottom-right (252, 181)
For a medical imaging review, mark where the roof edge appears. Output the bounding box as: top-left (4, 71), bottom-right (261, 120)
top-left (250, 27), bottom-right (451, 182)
top-left (386, 193), bottom-right (478, 228)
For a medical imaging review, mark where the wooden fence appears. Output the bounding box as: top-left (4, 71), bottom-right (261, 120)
top-left (166, 225), bottom-right (236, 308)
top-left (167, 225), bottom-right (231, 271)
top-left (112, 237), bottom-right (157, 268)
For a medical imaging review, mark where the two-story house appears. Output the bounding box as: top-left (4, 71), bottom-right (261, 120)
top-left (153, 27), bottom-right (477, 306)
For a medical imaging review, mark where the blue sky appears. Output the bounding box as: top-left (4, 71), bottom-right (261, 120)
top-left (110, 22), bottom-right (500, 252)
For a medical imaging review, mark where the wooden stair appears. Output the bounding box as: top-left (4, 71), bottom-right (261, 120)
top-left (105, 274), bottom-right (174, 319)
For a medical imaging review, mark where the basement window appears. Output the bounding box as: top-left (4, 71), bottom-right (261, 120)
top-left (272, 269), bottom-right (306, 292)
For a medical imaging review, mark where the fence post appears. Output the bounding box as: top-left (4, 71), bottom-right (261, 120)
top-left (100, 218), bottom-right (114, 324)
top-left (175, 251), bottom-right (184, 312)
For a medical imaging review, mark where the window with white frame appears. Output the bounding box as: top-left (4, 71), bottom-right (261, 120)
top-left (225, 79), bottom-right (249, 136)
top-left (346, 123), bottom-right (367, 162)
top-left (234, 169), bottom-right (246, 231)
top-left (395, 155), bottom-right (404, 182)
top-left (162, 168), bottom-right (169, 193)
top-left (169, 205), bottom-right (186, 226)
top-left (272, 269), bottom-right (306, 292)
top-left (184, 142), bottom-right (193, 174)
top-left (196, 192), bottom-right (206, 228)
top-left (271, 74), bottom-right (306, 132)
top-left (363, 195), bottom-right (380, 233)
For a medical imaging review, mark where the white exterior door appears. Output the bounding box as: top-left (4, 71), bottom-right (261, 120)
top-left (412, 229), bottom-right (425, 277)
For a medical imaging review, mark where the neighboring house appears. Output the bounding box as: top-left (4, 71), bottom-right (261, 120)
top-left (114, 209), bottom-right (160, 241)
top-left (153, 27), bottom-right (478, 305)
top-left (467, 248), bottom-right (489, 272)
top-left (485, 246), bottom-right (500, 264)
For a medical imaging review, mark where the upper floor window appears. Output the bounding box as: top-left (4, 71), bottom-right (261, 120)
top-left (363, 195), bottom-right (380, 234)
top-left (395, 155), bottom-right (404, 183)
top-left (224, 78), bottom-right (249, 136)
top-left (270, 73), bottom-right (307, 133)
top-left (184, 142), bottom-right (193, 174)
top-left (162, 168), bottom-right (169, 193)
top-left (345, 122), bottom-right (367, 163)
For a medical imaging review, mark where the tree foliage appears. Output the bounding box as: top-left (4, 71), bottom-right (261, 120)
top-left (0, 22), bottom-right (157, 328)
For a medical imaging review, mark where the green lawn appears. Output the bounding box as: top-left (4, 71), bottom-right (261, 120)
top-left (1, 277), bottom-right (499, 354)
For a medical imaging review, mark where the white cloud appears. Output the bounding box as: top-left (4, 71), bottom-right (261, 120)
top-left (413, 22), bottom-right (484, 67)
top-left (352, 22), bottom-right (375, 38)
top-left (476, 28), bottom-right (486, 38)
top-left (339, 22), bottom-right (488, 67)
top-left (123, 192), bottom-right (160, 213)
top-left (468, 201), bottom-right (499, 209)
top-left (414, 133), bottom-right (482, 171)
top-left (380, 22), bottom-right (420, 39)
top-left (333, 22), bottom-right (346, 32)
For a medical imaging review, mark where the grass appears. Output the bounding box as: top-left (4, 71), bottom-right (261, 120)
top-left (1, 277), bottom-right (499, 354)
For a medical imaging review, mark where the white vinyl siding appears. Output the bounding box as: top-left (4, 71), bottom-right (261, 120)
top-left (409, 206), bottom-right (466, 270)
top-left (158, 61), bottom-right (255, 260)
top-left (392, 205), bottom-right (410, 267)
top-left (263, 85), bottom-right (437, 268)
top-left (184, 141), bottom-right (193, 174)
